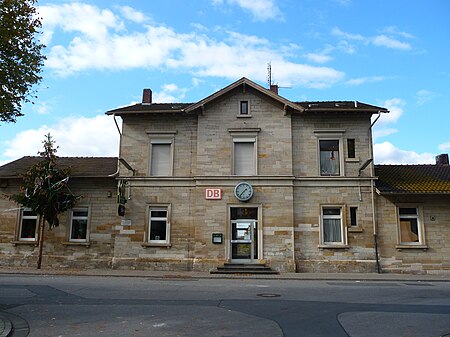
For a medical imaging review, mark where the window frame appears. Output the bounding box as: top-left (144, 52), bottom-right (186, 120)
top-left (228, 129), bottom-right (260, 176)
top-left (68, 206), bottom-right (90, 243)
top-left (17, 207), bottom-right (39, 242)
top-left (146, 131), bottom-right (177, 177)
top-left (319, 205), bottom-right (347, 247)
top-left (396, 205), bottom-right (426, 247)
top-left (239, 100), bottom-right (250, 116)
top-left (233, 138), bottom-right (256, 176)
top-left (347, 138), bottom-right (356, 159)
top-left (314, 130), bottom-right (345, 177)
top-left (146, 204), bottom-right (171, 246)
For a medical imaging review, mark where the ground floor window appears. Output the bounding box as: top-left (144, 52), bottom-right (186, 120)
top-left (18, 208), bottom-right (38, 241)
top-left (398, 206), bottom-right (425, 245)
top-left (69, 207), bottom-right (90, 242)
top-left (320, 206), bottom-right (346, 245)
top-left (147, 205), bottom-right (171, 244)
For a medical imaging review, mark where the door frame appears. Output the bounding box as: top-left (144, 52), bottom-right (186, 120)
top-left (227, 204), bottom-right (263, 263)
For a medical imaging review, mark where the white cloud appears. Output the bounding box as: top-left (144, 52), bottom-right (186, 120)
top-left (346, 76), bottom-right (385, 86)
top-left (119, 5), bottom-right (148, 23)
top-left (332, 27), bottom-right (413, 51)
top-left (40, 3), bottom-right (344, 88)
top-left (415, 89), bottom-right (436, 105)
top-left (375, 98), bottom-right (405, 125)
top-left (373, 128), bottom-right (398, 141)
top-left (374, 141), bottom-right (435, 164)
top-left (304, 53), bottom-right (333, 64)
top-left (382, 26), bottom-right (415, 39)
top-left (2, 115), bottom-right (120, 163)
top-left (153, 84), bottom-right (188, 103)
top-left (439, 142), bottom-right (450, 152)
top-left (213, 0), bottom-right (283, 21)
top-left (372, 35), bottom-right (411, 51)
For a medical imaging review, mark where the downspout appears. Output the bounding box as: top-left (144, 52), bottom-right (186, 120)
top-left (370, 112), bottom-right (381, 273)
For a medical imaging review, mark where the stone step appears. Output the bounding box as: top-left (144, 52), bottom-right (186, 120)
top-left (211, 263), bottom-right (279, 275)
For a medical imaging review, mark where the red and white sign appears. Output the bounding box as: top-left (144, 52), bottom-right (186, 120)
top-left (205, 188), bottom-right (222, 200)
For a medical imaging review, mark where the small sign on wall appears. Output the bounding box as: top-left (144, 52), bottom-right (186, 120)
top-left (205, 188), bottom-right (222, 200)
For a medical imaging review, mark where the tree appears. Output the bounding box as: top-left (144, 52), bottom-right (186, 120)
top-left (9, 134), bottom-right (80, 269)
top-left (0, 0), bottom-right (46, 123)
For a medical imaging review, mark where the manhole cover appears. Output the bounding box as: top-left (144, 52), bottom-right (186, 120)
top-left (257, 293), bottom-right (281, 297)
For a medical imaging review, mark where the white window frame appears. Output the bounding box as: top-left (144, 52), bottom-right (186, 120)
top-left (314, 130), bottom-right (345, 177)
top-left (69, 206), bottom-right (90, 243)
top-left (18, 207), bottom-right (39, 242)
top-left (147, 204), bottom-right (171, 245)
top-left (396, 205), bottom-right (426, 246)
top-left (229, 129), bottom-right (260, 176)
top-left (319, 205), bottom-right (347, 246)
top-left (146, 131), bottom-right (177, 177)
top-left (233, 138), bottom-right (256, 176)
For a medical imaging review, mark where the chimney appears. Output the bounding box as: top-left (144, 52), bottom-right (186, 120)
top-left (270, 84), bottom-right (278, 95)
top-left (142, 89), bottom-right (152, 104)
top-left (435, 153), bottom-right (449, 165)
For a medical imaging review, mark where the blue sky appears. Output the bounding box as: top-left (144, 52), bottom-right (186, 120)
top-left (1, 0), bottom-right (449, 166)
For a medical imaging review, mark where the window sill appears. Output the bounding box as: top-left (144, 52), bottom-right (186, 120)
top-left (142, 243), bottom-right (172, 248)
top-left (236, 114), bottom-right (252, 118)
top-left (348, 227), bottom-right (363, 233)
top-left (345, 158), bottom-right (359, 163)
top-left (396, 244), bottom-right (428, 251)
top-left (318, 244), bottom-right (349, 249)
top-left (62, 241), bottom-right (91, 247)
top-left (11, 240), bottom-right (38, 246)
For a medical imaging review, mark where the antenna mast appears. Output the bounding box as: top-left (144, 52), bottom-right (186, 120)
top-left (267, 62), bottom-right (272, 88)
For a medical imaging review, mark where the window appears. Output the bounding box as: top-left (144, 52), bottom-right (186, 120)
top-left (147, 131), bottom-right (176, 177)
top-left (18, 208), bottom-right (38, 241)
top-left (240, 101), bottom-right (249, 115)
top-left (350, 207), bottom-right (358, 227)
top-left (69, 207), bottom-right (89, 242)
top-left (148, 205), bottom-right (171, 244)
top-left (319, 140), bottom-right (340, 176)
top-left (321, 206), bottom-right (346, 245)
top-left (398, 207), bottom-right (425, 245)
top-left (347, 139), bottom-right (355, 158)
top-left (234, 140), bottom-right (255, 175)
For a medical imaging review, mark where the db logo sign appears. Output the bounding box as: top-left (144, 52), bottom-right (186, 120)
top-left (205, 188), bottom-right (222, 200)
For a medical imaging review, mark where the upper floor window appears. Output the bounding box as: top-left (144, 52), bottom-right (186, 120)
top-left (233, 139), bottom-right (256, 175)
top-left (398, 206), bottom-right (425, 246)
top-left (319, 140), bottom-right (340, 176)
top-left (147, 131), bottom-right (177, 176)
top-left (240, 100), bottom-right (249, 115)
top-left (347, 138), bottom-right (356, 158)
top-left (18, 208), bottom-right (38, 241)
top-left (69, 207), bottom-right (89, 242)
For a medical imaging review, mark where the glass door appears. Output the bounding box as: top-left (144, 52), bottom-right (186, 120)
top-left (230, 207), bottom-right (258, 263)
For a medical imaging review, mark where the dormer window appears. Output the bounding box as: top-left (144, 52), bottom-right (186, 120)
top-left (240, 100), bottom-right (249, 115)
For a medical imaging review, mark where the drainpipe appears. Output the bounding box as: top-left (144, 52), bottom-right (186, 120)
top-left (370, 112), bottom-right (381, 273)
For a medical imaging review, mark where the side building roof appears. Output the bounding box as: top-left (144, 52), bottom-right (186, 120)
top-left (0, 157), bottom-right (118, 179)
top-left (375, 164), bottom-right (450, 194)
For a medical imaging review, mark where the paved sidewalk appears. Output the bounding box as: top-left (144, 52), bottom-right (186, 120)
top-left (0, 266), bottom-right (449, 282)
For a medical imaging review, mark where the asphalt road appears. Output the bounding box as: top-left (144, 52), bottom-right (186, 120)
top-left (0, 274), bottom-right (449, 336)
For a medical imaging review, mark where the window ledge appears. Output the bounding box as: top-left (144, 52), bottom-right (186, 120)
top-left (236, 114), bottom-right (252, 118)
top-left (142, 243), bottom-right (172, 248)
top-left (396, 244), bottom-right (428, 251)
top-left (345, 158), bottom-right (359, 163)
top-left (318, 244), bottom-right (349, 249)
top-left (62, 241), bottom-right (91, 247)
top-left (11, 240), bottom-right (38, 247)
top-left (348, 227), bottom-right (363, 233)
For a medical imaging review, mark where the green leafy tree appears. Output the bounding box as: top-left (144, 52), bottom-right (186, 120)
top-left (9, 134), bottom-right (81, 269)
top-left (0, 0), bottom-right (46, 123)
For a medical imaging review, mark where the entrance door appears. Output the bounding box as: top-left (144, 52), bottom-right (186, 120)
top-left (230, 207), bottom-right (258, 263)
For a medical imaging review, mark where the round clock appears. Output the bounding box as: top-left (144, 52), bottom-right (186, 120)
top-left (234, 182), bottom-right (254, 202)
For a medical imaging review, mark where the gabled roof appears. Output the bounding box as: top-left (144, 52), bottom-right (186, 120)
top-left (296, 101), bottom-right (388, 114)
top-left (106, 77), bottom-right (388, 116)
top-left (184, 77), bottom-right (304, 114)
top-left (0, 157), bottom-right (118, 179)
top-left (375, 164), bottom-right (450, 194)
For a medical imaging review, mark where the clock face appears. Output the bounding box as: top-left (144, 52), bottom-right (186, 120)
top-left (234, 182), bottom-right (253, 202)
